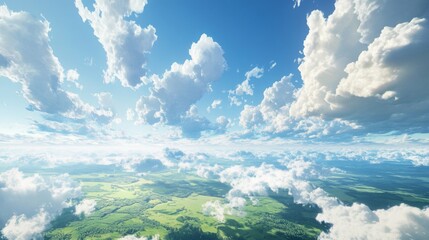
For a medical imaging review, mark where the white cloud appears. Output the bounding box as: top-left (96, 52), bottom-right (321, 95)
top-left (127, 108), bottom-right (135, 121)
top-left (66, 69), bottom-right (82, 89)
top-left (234, 79), bottom-right (253, 96)
top-left (207, 99), bottom-right (222, 112)
top-left (75, 0), bottom-right (157, 88)
top-left (245, 66), bottom-right (264, 80)
top-left (0, 168), bottom-right (81, 239)
top-left (211, 99), bottom-right (222, 109)
top-left (242, 78), bottom-right (345, 139)
top-left (336, 18), bottom-right (426, 100)
top-left (180, 105), bottom-right (217, 138)
top-left (0, 145), bottom-right (177, 170)
top-left (229, 67), bottom-right (263, 106)
top-left (2, 210), bottom-right (49, 240)
top-left (94, 92), bottom-right (113, 109)
top-left (289, 0), bottom-right (429, 134)
top-left (239, 105), bottom-right (263, 129)
top-left (241, 0), bottom-right (429, 138)
top-left (196, 165), bottom-right (222, 178)
top-left (5, 144), bottom-right (429, 172)
top-left (203, 159), bottom-right (429, 239)
top-left (135, 34), bottom-right (226, 137)
top-left (228, 95), bottom-right (242, 106)
top-left (119, 234), bottom-right (160, 240)
top-left (0, 141), bottom-right (428, 240)
top-left (318, 203), bottom-right (429, 240)
top-left (293, 0), bottom-right (302, 8)
top-left (215, 116), bottom-right (230, 133)
top-left (269, 61), bottom-right (277, 70)
top-left (74, 199), bottom-right (97, 216)
top-left (126, 158), bottom-right (167, 173)
top-left (239, 74), bottom-right (354, 137)
top-left (0, 6), bottom-right (72, 114)
top-left (162, 148), bottom-right (225, 178)
top-left (202, 200), bottom-right (226, 222)
top-left (203, 160), bottom-right (319, 222)
top-left (66, 69), bottom-right (79, 81)
top-left (0, 5), bottom-right (114, 135)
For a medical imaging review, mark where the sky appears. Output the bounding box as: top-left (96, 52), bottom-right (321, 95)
top-left (0, 0), bottom-right (429, 146)
top-left (1, 1), bottom-right (429, 239)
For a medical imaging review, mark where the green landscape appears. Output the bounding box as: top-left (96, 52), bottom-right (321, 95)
top-left (42, 169), bottom-right (321, 240)
top-left (40, 161), bottom-right (429, 240)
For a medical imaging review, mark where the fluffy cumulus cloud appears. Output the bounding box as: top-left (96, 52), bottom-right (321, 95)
top-left (229, 66), bottom-right (264, 106)
top-left (75, 0), bottom-right (157, 88)
top-left (135, 34), bottom-right (227, 138)
top-left (2, 210), bottom-right (49, 240)
top-left (239, 74), bottom-right (358, 138)
top-left (203, 159), bottom-right (320, 222)
top-left (202, 200), bottom-right (227, 222)
top-left (74, 199), bottom-right (97, 217)
top-left (202, 159), bottom-right (429, 239)
top-left (0, 5), bottom-right (73, 114)
top-left (318, 203), bottom-right (429, 240)
top-left (66, 69), bottom-right (79, 82)
top-left (0, 5), bottom-right (114, 134)
top-left (290, 0), bottom-right (429, 134)
top-left (240, 74), bottom-right (295, 130)
top-left (66, 69), bottom-right (82, 89)
top-left (0, 168), bottom-right (81, 239)
top-left (242, 0), bottom-right (429, 138)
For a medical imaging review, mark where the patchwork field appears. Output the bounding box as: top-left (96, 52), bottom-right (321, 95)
top-left (42, 161), bottom-right (429, 240)
top-left (43, 169), bottom-right (324, 240)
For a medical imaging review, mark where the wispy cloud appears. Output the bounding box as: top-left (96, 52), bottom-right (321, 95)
top-left (228, 66), bottom-right (264, 106)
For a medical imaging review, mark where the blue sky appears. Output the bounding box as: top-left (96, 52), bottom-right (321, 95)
top-left (0, 0), bottom-right (428, 144)
top-left (1, 2), bottom-right (429, 239)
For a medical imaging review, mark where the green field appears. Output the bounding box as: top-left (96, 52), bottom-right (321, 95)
top-left (315, 161), bottom-right (429, 209)
top-left (41, 161), bottom-right (429, 240)
top-left (44, 170), bottom-right (323, 240)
